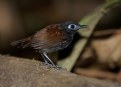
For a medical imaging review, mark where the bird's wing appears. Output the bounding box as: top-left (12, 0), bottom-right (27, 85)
top-left (11, 36), bottom-right (32, 48)
top-left (30, 25), bottom-right (66, 50)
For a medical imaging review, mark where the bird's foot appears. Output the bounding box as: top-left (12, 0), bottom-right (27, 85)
top-left (41, 62), bottom-right (63, 69)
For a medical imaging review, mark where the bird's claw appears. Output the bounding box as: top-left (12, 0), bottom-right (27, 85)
top-left (41, 62), bottom-right (63, 69)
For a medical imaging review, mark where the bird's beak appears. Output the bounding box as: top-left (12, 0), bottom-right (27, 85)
top-left (76, 24), bottom-right (88, 30)
top-left (81, 25), bottom-right (88, 28)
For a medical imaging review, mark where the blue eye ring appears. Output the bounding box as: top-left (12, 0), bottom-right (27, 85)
top-left (68, 24), bottom-right (77, 30)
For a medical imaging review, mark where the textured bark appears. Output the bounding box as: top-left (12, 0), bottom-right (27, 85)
top-left (0, 55), bottom-right (120, 87)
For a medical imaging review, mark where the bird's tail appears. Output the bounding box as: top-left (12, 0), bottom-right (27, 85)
top-left (10, 38), bottom-right (31, 48)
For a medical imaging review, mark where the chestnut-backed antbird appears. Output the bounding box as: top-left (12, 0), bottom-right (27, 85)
top-left (11, 21), bottom-right (87, 68)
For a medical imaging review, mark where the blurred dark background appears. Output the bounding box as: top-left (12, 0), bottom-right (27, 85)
top-left (0, 0), bottom-right (104, 56)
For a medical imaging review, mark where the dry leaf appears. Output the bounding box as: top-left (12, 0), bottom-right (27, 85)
top-left (92, 31), bottom-right (121, 68)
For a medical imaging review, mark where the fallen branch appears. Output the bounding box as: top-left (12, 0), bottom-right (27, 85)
top-left (0, 55), bottom-right (120, 87)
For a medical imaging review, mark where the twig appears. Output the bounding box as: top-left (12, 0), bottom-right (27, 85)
top-left (93, 28), bottom-right (121, 37)
top-left (74, 68), bottom-right (117, 81)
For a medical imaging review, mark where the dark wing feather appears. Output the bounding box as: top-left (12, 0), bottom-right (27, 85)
top-left (30, 24), bottom-right (66, 50)
top-left (10, 37), bottom-right (32, 48)
top-left (30, 40), bottom-right (48, 49)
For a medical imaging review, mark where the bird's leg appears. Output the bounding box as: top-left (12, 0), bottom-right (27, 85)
top-left (40, 53), bottom-right (48, 64)
top-left (39, 51), bottom-right (57, 68)
top-left (43, 52), bottom-right (56, 67)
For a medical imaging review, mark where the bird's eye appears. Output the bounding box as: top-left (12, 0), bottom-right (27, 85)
top-left (68, 24), bottom-right (77, 30)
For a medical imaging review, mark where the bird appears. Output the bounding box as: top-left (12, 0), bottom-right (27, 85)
top-left (11, 21), bottom-right (87, 68)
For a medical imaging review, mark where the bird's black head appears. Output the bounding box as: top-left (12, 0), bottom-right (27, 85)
top-left (60, 21), bottom-right (87, 35)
